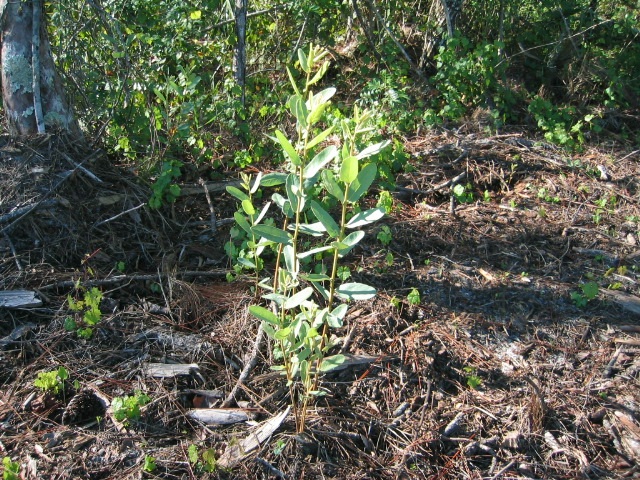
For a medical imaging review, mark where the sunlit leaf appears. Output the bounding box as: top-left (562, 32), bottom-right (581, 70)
top-left (190, 10), bottom-right (202, 20)
top-left (306, 126), bottom-right (335, 151)
top-left (249, 305), bottom-right (279, 325)
top-left (251, 225), bottom-right (291, 245)
top-left (298, 244), bottom-right (334, 259)
top-left (340, 155), bottom-right (358, 184)
top-left (226, 185), bottom-right (249, 202)
top-left (322, 170), bottom-right (344, 202)
top-left (310, 200), bottom-right (340, 238)
top-left (347, 162), bottom-right (377, 203)
top-left (273, 130), bottom-right (300, 166)
top-left (233, 211), bottom-right (251, 234)
top-left (338, 230), bottom-right (365, 255)
top-left (298, 48), bottom-right (309, 72)
top-left (296, 221), bottom-right (326, 236)
top-left (241, 199), bottom-right (255, 215)
top-left (319, 354), bottom-right (346, 372)
top-left (336, 282), bottom-right (377, 301)
top-left (356, 140), bottom-right (390, 160)
top-left (304, 145), bottom-right (338, 179)
top-left (283, 287), bottom-right (314, 309)
top-left (260, 172), bottom-right (287, 187)
top-left (346, 207), bottom-right (385, 228)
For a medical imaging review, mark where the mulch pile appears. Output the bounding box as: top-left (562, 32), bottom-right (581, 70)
top-left (1, 130), bottom-right (639, 479)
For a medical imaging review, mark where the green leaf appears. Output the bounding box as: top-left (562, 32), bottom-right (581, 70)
top-left (338, 230), bottom-right (364, 255)
top-left (190, 10), bottom-right (202, 19)
top-left (226, 185), bottom-right (249, 202)
top-left (283, 244), bottom-right (298, 276)
top-left (327, 304), bottom-right (348, 328)
top-left (340, 155), bottom-right (358, 184)
top-left (286, 174), bottom-right (304, 213)
top-left (310, 200), bottom-right (340, 238)
top-left (249, 305), bottom-right (280, 325)
top-left (273, 130), bottom-right (301, 166)
top-left (304, 145), bottom-right (338, 180)
top-left (346, 207), bottom-right (385, 228)
top-left (251, 225), bottom-right (291, 245)
top-left (260, 172), bottom-right (288, 187)
top-left (250, 172), bottom-right (262, 194)
top-left (234, 211), bottom-right (252, 234)
top-left (289, 95), bottom-right (308, 129)
top-left (296, 221), bottom-right (326, 236)
top-left (286, 66), bottom-right (300, 95)
top-left (241, 199), bottom-right (255, 216)
top-left (319, 354), bottom-right (346, 372)
top-left (308, 60), bottom-right (329, 86)
top-left (298, 48), bottom-right (309, 72)
top-left (336, 282), bottom-right (377, 301)
top-left (356, 140), bottom-right (390, 160)
top-left (272, 192), bottom-right (294, 218)
top-left (322, 170), bottom-right (345, 201)
top-left (306, 126), bottom-right (335, 150)
top-left (301, 273), bottom-right (331, 282)
top-left (274, 327), bottom-right (291, 341)
top-left (347, 162), bottom-right (377, 203)
top-left (283, 287), bottom-right (314, 309)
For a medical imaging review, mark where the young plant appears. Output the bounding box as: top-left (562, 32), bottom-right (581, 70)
top-left (111, 391), bottom-right (151, 424)
top-left (64, 286), bottom-right (103, 339)
top-left (2, 457), bottom-right (20, 480)
top-left (407, 288), bottom-right (421, 306)
top-left (34, 367), bottom-right (68, 396)
top-left (143, 456), bottom-right (157, 473)
top-left (233, 45), bottom-right (389, 433)
top-left (225, 172), bottom-right (282, 282)
top-left (187, 444), bottom-right (216, 473)
top-left (571, 281), bottom-right (599, 308)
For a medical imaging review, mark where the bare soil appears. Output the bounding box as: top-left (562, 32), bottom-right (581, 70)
top-left (1, 131), bottom-right (639, 479)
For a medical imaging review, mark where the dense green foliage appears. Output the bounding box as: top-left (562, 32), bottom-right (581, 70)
top-left (40, 0), bottom-right (638, 179)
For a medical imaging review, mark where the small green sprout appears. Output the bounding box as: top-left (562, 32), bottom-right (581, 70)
top-left (2, 457), bottom-right (20, 480)
top-left (143, 456), bottom-right (157, 473)
top-left (377, 225), bottom-right (393, 246)
top-left (407, 288), bottom-right (421, 306)
top-left (112, 391), bottom-right (151, 423)
top-left (34, 367), bottom-right (68, 395)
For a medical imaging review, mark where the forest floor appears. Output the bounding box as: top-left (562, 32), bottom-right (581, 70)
top-left (1, 129), bottom-right (639, 479)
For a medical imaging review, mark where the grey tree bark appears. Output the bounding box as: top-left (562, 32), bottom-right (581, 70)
top-left (0, 0), bottom-right (82, 137)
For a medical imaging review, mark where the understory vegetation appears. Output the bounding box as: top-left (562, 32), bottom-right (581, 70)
top-left (47, 0), bottom-right (639, 183)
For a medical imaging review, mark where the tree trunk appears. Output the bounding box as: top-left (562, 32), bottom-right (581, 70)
top-left (234, 0), bottom-right (248, 108)
top-left (0, 0), bottom-right (82, 137)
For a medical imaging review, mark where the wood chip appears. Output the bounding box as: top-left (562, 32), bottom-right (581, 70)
top-left (144, 363), bottom-right (200, 378)
top-left (217, 406), bottom-right (290, 469)
top-left (0, 290), bottom-right (42, 308)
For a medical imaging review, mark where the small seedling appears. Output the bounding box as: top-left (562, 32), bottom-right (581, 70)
top-left (389, 296), bottom-right (401, 308)
top-left (2, 457), bottom-right (20, 480)
top-left (377, 225), bottom-right (393, 246)
top-left (407, 288), bottom-right (421, 306)
top-left (377, 191), bottom-right (394, 214)
top-left (187, 444), bottom-right (216, 473)
top-left (112, 391), bottom-right (151, 423)
top-left (385, 251), bottom-right (394, 266)
top-left (65, 286), bottom-right (103, 339)
top-left (571, 281), bottom-right (599, 307)
top-left (337, 266), bottom-right (351, 281)
top-left (463, 366), bottom-right (482, 389)
top-left (452, 183), bottom-right (474, 203)
top-left (273, 439), bottom-right (287, 455)
top-left (34, 367), bottom-right (68, 395)
top-left (143, 456), bottom-right (157, 473)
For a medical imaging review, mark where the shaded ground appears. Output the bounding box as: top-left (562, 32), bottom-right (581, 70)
top-left (1, 130), bottom-right (639, 479)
